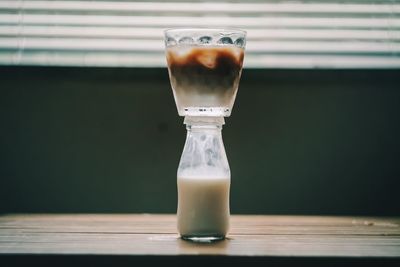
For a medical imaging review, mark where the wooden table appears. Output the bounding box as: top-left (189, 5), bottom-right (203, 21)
top-left (0, 214), bottom-right (399, 266)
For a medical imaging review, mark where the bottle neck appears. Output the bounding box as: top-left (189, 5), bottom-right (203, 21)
top-left (178, 116), bottom-right (230, 179)
top-left (184, 116), bottom-right (225, 131)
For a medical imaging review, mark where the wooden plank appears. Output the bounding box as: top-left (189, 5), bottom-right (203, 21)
top-left (0, 214), bottom-right (399, 257)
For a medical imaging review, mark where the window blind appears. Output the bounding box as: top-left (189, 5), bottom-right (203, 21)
top-left (0, 0), bottom-right (399, 68)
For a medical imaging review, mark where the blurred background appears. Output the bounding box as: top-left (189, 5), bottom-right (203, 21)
top-left (0, 0), bottom-right (399, 215)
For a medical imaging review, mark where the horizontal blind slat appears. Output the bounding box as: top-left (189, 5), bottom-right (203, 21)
top-left (1, 1), bottom-right (399, 14)
top-left (1, 14), bottom-right (400, 28)
top-left (1, 38), bottom-right (398, 54)
top-left (0, 26), bottom-right (398, 41)
top-left (0, 0), bottom-right (399, 69)
top-left (2, 52), bottom-right (400, 68)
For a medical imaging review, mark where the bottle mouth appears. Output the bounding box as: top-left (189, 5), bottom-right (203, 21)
top-left (184, 116), bottom-right (225, 126)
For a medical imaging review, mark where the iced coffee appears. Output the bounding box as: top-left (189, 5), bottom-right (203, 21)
top-left (165, 30), bottom-right (245, 117)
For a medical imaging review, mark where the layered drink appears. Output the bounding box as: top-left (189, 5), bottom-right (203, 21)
top-left (166, 35), bottom-right (245, 117)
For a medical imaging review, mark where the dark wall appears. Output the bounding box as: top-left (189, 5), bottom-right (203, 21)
top-left (0, 67), bottom-right (399, 215)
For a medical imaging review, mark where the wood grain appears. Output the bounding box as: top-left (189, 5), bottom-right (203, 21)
top-left (0, 214), bottom-right (399, 258)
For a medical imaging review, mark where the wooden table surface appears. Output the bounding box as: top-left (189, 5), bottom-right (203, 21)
top-left (1, 214), bottom-right (399, 266)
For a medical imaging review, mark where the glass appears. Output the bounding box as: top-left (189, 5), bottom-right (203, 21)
top-left (164, 28), bottom-right (246, 242)
top-left (165, 28), bottom-right (246, 117)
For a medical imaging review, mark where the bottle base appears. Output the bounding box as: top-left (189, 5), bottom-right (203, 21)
top-left (181, 235), bottom-right (225, 243)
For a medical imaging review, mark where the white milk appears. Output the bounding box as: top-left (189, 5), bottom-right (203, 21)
top-left (177, 176), bottom-right (230, 238)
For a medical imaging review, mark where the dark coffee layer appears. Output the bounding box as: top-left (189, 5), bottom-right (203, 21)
top-left (167, 46), bottom-right (244, 95)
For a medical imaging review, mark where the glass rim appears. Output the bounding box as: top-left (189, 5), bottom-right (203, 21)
top-left (164, 27), bottom-right (247, 36)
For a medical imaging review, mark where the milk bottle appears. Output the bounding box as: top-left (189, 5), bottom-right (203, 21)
top-left (177, 117), bottom-right (230, 241)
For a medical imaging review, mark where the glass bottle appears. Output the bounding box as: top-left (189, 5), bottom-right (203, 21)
top-left (177, 116), bottom-right (230, 242)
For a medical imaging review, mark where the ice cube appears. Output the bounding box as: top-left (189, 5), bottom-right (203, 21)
top-left (179, 36), bottom-right (194, 44)
top-left (234, 38), bottom-right (245, 48)
top-left (173, 46), bottom-right (192, 58)
top-left (198, 36), bottom-right (212, 44)
top-left (165, 37), bottom-right (177, 47)
top-left (232, 49), bottom-right (244, 62)
top-left (196, 50), bottom-right (218, 69)
top-left (218, 37), bottom-right (233, 45)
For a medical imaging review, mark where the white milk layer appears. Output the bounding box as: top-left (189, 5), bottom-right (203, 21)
top-left (177, 176), bottom-right (230, 237)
